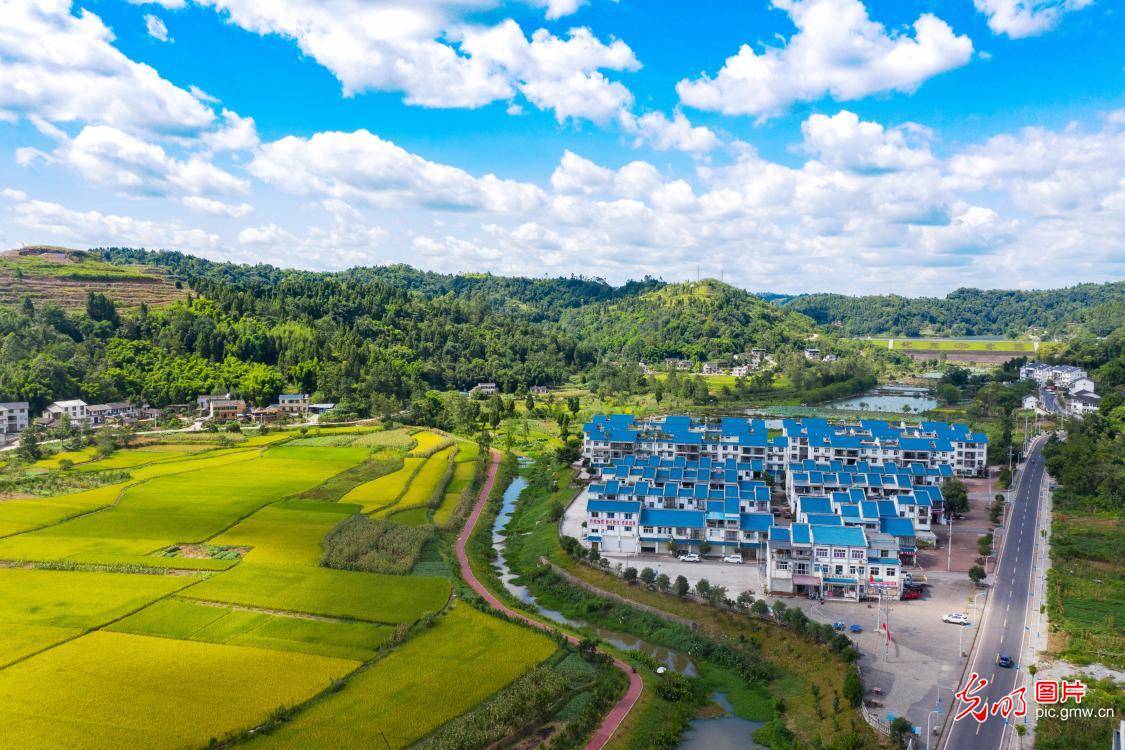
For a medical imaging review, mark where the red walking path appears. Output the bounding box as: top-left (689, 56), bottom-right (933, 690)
top-left (453, 450), bottom-right (643, 750)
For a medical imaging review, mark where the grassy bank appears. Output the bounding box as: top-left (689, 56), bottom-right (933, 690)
top-left (503, 459), bottom-right (879, 749)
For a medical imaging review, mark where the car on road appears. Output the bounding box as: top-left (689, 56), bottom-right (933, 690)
top-left (943, 613), bottom-right (971, 625)
top-left (849, 624), bottom-right (863, 633)
top-left (997, 654), bottom-right (1014, 668)
top-left (901, 588), bottom-right (922, 600)
top-left (722, 554), bottom-right (743, 564)
top-left (677, 553), bottom-right (701, 563)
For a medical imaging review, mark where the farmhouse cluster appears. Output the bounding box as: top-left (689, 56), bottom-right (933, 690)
top-left (0, 393), bottom-right (335, 444)
top-left (1018, 362), bottom-right (1101, 416)
top-left (580, 414), bottom-right (988, 600)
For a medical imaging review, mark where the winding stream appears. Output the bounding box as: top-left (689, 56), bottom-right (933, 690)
top-left (490, 469), bottom-right (764, 748)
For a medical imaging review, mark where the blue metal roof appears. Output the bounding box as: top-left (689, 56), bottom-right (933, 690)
top-left (798, 496), bottom-right (833, 515)
top-left (790, 524), bottom-right (812, 545)
top-left (640, 508), bottom-right (705, 529)
top-left (880, 517), bottom-right (917, 537)
top-left (587, 500), bottom-right (640, 514)
top-left (806, 513), bottom-right (843, 526)
top-left (810, 525), bottom-right (867, 547)
top-left (740, 512), bottom-right (774, 531)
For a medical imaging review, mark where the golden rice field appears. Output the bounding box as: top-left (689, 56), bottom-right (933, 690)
top-left (32, 447), bottom-right (97, 469)
top-left (0, 631), bottom-right (358, 749)
top-left (0, 426), bottom-right (545, 749)
top-left (246, 604), bottom-right (557, 749)
top-left (408, 430), bottom-right (452, 456)
top-left (0, 482), bottom-right (125, 537)
top-left (340, 456), bottom-right (423, 514)
top-left (371, 446), bottom-right (454, 520)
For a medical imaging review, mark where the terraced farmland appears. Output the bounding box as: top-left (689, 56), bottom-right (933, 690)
top-left (0, 247), bottom-right (187, 309)
top-left (0, 427), bottom-right (541, 749)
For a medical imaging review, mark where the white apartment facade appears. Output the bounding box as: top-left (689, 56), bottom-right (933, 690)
top-left (0, 402), bottom-right (29, 434)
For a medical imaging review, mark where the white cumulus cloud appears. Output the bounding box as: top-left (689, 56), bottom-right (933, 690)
top-left (0, 0), bottom-right (213, 134)
top-left (249, 129), bottom-right (545, 212)
top-left (676, 0), bottom-right (973, 119)
top-left (973, 0), bottom-right (1093, 38)
top-left (144, 14), bottom-right (170, 42)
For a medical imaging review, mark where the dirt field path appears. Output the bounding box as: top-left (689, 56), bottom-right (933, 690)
top-left (453, 450), bottom-right (643, 750)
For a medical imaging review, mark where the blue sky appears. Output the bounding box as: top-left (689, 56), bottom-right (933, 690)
top-left (1, 0), bottom-right (1122, 294)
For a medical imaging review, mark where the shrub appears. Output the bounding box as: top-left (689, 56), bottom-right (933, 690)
top-left (623, 567), bottom-right (638, 584)
top-left (843, 667), bottom-right (863, 706)
top-left (322, 514), bottom-right (434, 575)
top-left (639, 567), bottom-right (656, 586)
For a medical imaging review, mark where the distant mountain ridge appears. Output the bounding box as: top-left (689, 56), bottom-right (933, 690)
top-left (557, 279), bottom-right (819, 361)
top-left (774, 284), bottom-right (1125, 338)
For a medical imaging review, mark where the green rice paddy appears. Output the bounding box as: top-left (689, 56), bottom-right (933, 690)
top-left (0, 427), bottom-right (542, 748)
top-left (183, 563), bottom-right (449, 623)
top-left (246, 604), bottom-right (557, 749)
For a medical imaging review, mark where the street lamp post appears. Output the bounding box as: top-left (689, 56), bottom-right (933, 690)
top-left (926, 706), bottom-right (941, 750)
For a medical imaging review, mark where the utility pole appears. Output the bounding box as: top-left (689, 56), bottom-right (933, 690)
top-left (946, 511), bottom-right (953, 572)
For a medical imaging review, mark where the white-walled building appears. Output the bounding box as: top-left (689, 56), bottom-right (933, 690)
top-left (278, 393), bottom-right (310, 414)
top-left (765, 523), bottom-right (901, 601)
top-left (1068, 391), bottom-right (1102, 416)
top-left (1020, 362), bottom-right (1089, 389)
top-left (42, 400), bottom-right (87, 425)
top-left (0, 402), bottom-right (29, 434)
top-left (86, 402), bottom-right (140, 425)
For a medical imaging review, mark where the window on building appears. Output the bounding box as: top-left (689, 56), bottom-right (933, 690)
top-left (832, 548), bottom-right (847, 559)
top-left (815, 547), bottom-right (829, 558)
top-left (606, 525), bottom-right (615, 531)
top-left (851, 549), bottom-right (865, 559)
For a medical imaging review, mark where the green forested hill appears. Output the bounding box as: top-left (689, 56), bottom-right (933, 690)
top-left (101, 249), bottom-right (663, 323)
top-left (558, 279), bottom-right (819, 361)
top-left (0, 247), bottom-right (1118, 417)
top-left (778, 283), bottom-right (1125, 337)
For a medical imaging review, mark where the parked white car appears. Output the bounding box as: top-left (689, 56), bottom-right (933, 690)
top-left (943, 612), bottom-right (971, 625)
top-left (678, 553), bottom-right (701, 563)
top-left (722, 554), bottom-right (744, 564)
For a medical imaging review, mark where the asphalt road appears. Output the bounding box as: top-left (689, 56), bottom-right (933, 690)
top-left (941, 436), bottom-right (1046, 750)
top-left (1041, 388), bottom-right (1061, 415)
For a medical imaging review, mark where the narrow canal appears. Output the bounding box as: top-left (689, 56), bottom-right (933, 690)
top-left (490, 468), bottom-right (764, 748)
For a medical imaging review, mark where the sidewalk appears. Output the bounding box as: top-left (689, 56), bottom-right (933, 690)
top-left (454, 451), bottom-right (643, 750)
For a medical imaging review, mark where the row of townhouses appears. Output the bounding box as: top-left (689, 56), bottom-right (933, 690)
top-left (1019, 362), bottom-right (1101, 417)
top-left (197, 393), bottom-right (329, 422)
top-left (41, 400), bottom-right (146, 427)
top-left (580, 414), bottom-right (984, 600)
top-left (582, 414), bottom-right (988, 477)
top-left (583, 454), bottom-right (913, 600)
top-left (23, 392), bottom-right (322, 434)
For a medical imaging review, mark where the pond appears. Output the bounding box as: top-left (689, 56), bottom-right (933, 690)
top-left (677, 693), bottom-right (765, 750)
top-left (491, 470), bottom-right (698, 676)
top-left (825, 385), bottom-right (937, 414)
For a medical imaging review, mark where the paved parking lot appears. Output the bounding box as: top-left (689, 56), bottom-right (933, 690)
top-left (601, 552), bottom-right (766, 595)
top-left (786, 572), bottom-right (984, 735)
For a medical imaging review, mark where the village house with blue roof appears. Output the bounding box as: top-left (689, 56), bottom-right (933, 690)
top-left (579, 414), bottom-right (987, 601)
